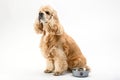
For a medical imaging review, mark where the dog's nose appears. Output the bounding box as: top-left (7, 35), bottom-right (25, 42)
top-left (39, 12), bottom-right (44, 17)
top-left (39, 12), bottom-right (44, 21)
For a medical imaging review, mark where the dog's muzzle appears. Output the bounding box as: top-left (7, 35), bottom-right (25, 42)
top-left (38, 12), bottom-right (44, 21)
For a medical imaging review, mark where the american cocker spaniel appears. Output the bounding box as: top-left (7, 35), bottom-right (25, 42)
top-left (34, 5), bottom-right (90, 76)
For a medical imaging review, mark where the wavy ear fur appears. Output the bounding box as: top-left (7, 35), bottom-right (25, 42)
top-left (34, 19), bottom-right (43, 34)
top-left (53, 24), bottom-right (64, 35)
top-left (48, 10), bottom-right (64, 35)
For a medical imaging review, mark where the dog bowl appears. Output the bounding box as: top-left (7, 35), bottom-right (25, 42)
top-left (72, 68), bottom-right (89, 77)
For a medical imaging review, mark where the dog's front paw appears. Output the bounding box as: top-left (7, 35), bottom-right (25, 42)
top-left (53, 72), bottom-right (63, 76)
top-left (44, 69), bottom-right (53, 73)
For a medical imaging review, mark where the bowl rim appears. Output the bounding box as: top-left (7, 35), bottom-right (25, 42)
top-left (72, 68), bottom-right (87, 71)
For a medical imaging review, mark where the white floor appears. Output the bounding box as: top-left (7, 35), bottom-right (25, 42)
top-left (0, 0), bottom-right (120, 80)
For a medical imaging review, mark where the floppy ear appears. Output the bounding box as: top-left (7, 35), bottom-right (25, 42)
top-left (50, 10), bottom-right (64, 35)
top-left (53, 24), bottom-right (64, 35)
top-left (34, 19), bottom-right (43, 34)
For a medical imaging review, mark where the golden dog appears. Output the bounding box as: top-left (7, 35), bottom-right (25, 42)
top-left (34, 5), bottom-right (90, 76)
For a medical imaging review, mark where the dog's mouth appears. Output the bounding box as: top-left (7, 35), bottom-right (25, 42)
top-left (38, 15), bottom-right (43, 22)
top-left (38, 16), bottom-right (46, 23)
top-left (38, 17), bottom-right (41, 22)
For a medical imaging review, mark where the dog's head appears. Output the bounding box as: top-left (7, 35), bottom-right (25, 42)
top-left (38, 5), bottom-right (58, 24)
top-left (35, 5), bottom-right (63, 35)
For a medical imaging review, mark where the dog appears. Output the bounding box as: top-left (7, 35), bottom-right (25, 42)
top-left (34, 5), bottom-right (90, 76)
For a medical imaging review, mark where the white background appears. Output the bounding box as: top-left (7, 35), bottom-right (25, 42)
top-left (0, 0), bottom-right (120, 80)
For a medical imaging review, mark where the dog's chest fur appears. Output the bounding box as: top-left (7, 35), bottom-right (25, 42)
top-left (40, 32), bottom-right (61, 58)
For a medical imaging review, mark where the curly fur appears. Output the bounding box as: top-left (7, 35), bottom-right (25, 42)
top-left (34, 5), bottom-right (90, 76)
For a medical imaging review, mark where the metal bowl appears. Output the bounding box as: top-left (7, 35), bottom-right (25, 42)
top-left (72, 68), bottom-right (89, 77)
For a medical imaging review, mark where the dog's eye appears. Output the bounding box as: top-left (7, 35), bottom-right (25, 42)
top-left (45, 11), bottom-right (50, 15)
